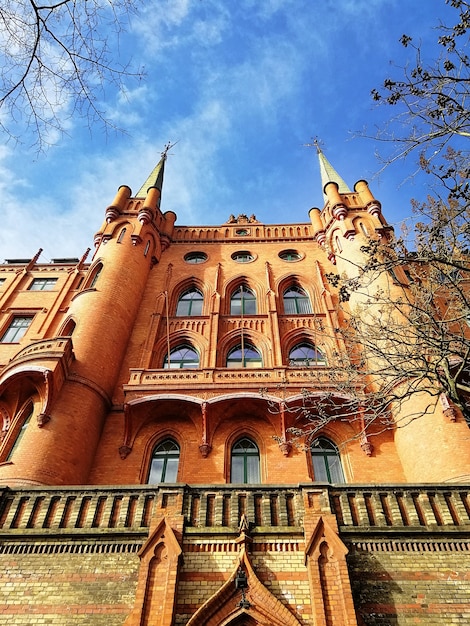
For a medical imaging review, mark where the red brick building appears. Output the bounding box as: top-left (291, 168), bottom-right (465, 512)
top-left (0, 151), bottom-right (468, 625)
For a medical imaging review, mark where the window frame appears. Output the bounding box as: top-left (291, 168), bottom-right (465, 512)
top-left (163, 344), bottom-right (200, 369)
top-left (176, 288), bottom-right (204, 317)
top-left (283, 285), bottom-right (312, 315)
top-left (184, 252), bottom-right (208, 264)
top-left (230, 437), bottom-right (260, 484)
top-left (28, 278), bottom-right (58, 291)
top-left (310, 437), bottom-right (345, 483)
top-left (226, 342), bottom-right (263, 368)
top-left (0, 315), bottom-right (34, 343)
top-left (231, 251), bottom-right (254, 263)
top-left (147, 439), bottom-right (180, 484)
top-left (230, 285), bottom-right (257, 315)
top-left (288, 342), bottom-right (326, 366)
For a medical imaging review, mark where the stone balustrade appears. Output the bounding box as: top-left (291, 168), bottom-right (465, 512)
top-left (0, 484), bottom-right (468, 537)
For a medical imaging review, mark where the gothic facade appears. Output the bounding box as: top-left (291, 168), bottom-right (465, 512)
top-left (0, 152), bottom-right (468, 625)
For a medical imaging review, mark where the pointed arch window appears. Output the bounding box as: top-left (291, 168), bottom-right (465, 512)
top-left (283, 286), bottom-right (312, 314)
top-left (176, 288), bottom-right (203, 316)
top-left (89, 263), bottom-right (103, 289)
top-left (6, 403), bottom-right (34, 461)
top-left (231, 438), bottom-right (260, 483)
top-left (163, 344), bottom-right (200, 369)
top-left (148, 439), bottom-right (180, 483)
top-left (311, 437), bottom-right (345, 483)
top-left (226, 342), bottom-right (262, 369)
top-left (289, 342), bottom-right (326, 366)
top-left (230, 285), bottom-right (256, 315)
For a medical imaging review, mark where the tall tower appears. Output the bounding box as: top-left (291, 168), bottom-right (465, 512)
top-left (309, 148), bottom-right (470, 483)
top-left (0, 152), bottom-right (176, 486)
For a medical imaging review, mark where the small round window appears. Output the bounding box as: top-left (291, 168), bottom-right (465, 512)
top-left (279, 249), bottom-right (302, 262)
top-left (231, 251), bottom-right (254, 263)
top-left (184, 252), bottom-right (208, 264)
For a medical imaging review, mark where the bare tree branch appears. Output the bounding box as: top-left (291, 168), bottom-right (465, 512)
top-left (0, 0), bottom-right (144, 150)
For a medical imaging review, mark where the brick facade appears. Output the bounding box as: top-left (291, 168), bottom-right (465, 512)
top-left (0, 153), bottom-right (469, 623)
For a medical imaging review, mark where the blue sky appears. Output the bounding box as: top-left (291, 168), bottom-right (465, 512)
top-left (0, 0), bottom-right (455, 260)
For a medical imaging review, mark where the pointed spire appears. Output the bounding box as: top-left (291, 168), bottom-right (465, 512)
top-left (316, 143), bottom-right (351, 195)
top-left (135, 142), bottom-right (174, 198)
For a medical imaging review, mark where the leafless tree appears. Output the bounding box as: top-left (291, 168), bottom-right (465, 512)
top-left (0, 0), bottom-right (143, 150)
top-left (368, 0), bottom-right (469, 179)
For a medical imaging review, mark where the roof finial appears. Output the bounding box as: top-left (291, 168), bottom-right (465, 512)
top-left (303, 136), bottom-right (324, 155)
top-left (304, 137), bottom-right (351, 196)
top-left (136, 141), bottom-right (177, 198)
top-left (161, 140), bottom-right (178, 160)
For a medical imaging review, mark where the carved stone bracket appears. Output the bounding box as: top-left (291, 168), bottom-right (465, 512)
top-left (440, 393), bottom-right (457, 422)
top-left (360, 432), bottom-right (373, 456)
top-left (199, 443), bottom-right (212, 458)
top-left (119, 445), bottom-right (132, 459)
top-left (37, 413), bottom-right (51, 428)
top-left (279, 440), bottom-right (292, 457)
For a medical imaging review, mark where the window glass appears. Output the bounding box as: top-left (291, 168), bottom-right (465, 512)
top-left (89, 264), bottom-right (103, 288)
top-left (230, 285), bottom-right (256, 315)
top-left (231, 251), bottom-right (254, 263)
top-left (311, 437), bottom-right (345, 483)
top-left (184, 252), bottom-right (207, 264)
top-left (148, 439), bottom-right (180, 483)
top-left (226, 343), bottom-right (262, 369)
top-left (283, 286), bottom-right (312, 314)
top-left (231, 438), bottom-right (260, 483)
top-left (289, 342), bottom-right (326, 366)
top-left (1, 317), bottom-right (33, 343)
top-left (29, 278), bottom-right (58, 291)
top-left (279, 249), bottom-right (301, 262)
top-left (176, 289), bottom-right (203, 316)
top-left (6, 404), bottom-right (34, 461)
top-left (164, 344), bottom-right (200, 369)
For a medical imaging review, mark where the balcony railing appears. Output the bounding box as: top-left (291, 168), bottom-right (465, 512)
top-left (0, 484), bottom-right (468, 537)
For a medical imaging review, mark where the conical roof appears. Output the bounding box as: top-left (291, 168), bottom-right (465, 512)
top-left (317, 149), bottom-right (351, 195)
top-left (135, 154), bottom-right (166, 198)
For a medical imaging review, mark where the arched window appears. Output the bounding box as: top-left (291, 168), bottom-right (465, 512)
top-left (6, 403), bottom-right (34, 461)
top-left (283, 286), bottom-right (312, 314)
top-left (89, 263), bottom-right (103, 289)
top-left (311, 437), bottom-right (345, 483)
top-left (60, 319), bottom-right (76, 337)
top-left (148, 439), bottom-right (180, 483)
top-left (230, 285), bottom-right (256, 315)
top-left (176, 288), bottom-right (203, 316)
top-left (163, 344), bottom-right (200, 369)
top-left (117, 228), bottom-right (126, 243)
top-left (231, 438), bottom-right (260, 483)
top-left (289, 342), bottom-right (326, 366)
top-left (226, 342), bottom-right (262, 368)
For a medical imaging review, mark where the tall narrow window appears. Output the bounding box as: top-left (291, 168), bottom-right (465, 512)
top-left (60, 319), bottom-right (76, 337)
top-left (289, 342), bottom-right (326, 366)
top-left (89, 263), bottom-right (103, 289)
top-left (311, 437), bottom-right (345, 483)
top-left (6, 404), bottom-right (34, 461)
top-left (230, 285), bottom-right (256, 315)
top-left (231, 438), bottom-right (260, 483)
top-left (148, 439), bottom-right (180, 483)
top-left (117, 228), bottom-right (127, 243)
top-left (1, 316), bottom-right (33, 343)
top-left (226, 343), bottom-right (262, 368)
top-left (176, 289), bottom-right (203, 316)
top-left (283, 286), bottom-right (312, 314)
top-left (163, 344), bottom-right (200, 369)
